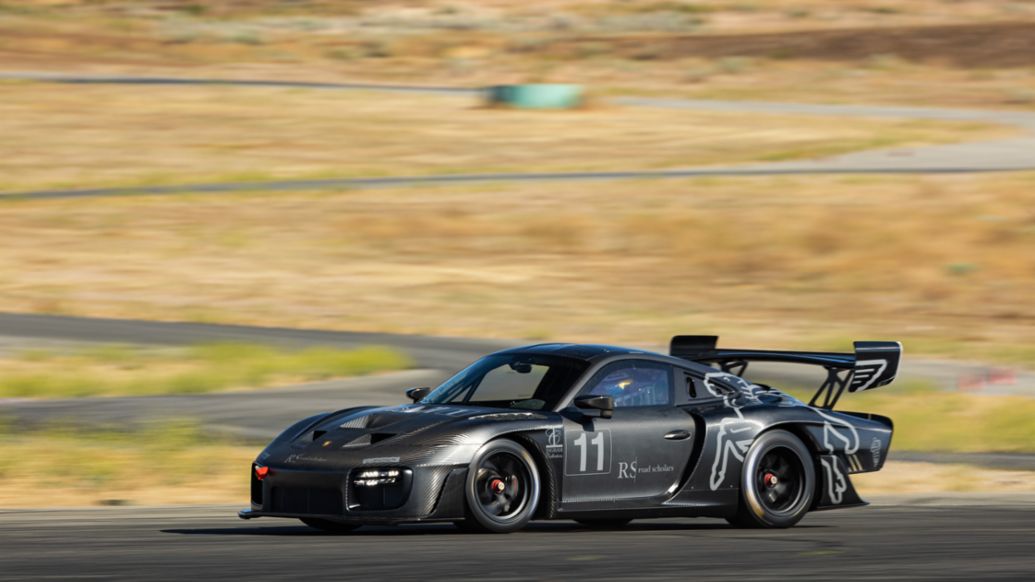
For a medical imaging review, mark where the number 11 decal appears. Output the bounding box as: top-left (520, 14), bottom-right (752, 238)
top-left (565, 430), bottom-right (612, 476)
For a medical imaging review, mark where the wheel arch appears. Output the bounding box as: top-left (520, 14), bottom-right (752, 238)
top-left (768, 421), bottom-right (823, 456)
top-left (730, 425), bottom-right (818, 527)
top-left (764, 421), bottom-right (829, 509)
top-left (494, 431), bottom-right (558, 520)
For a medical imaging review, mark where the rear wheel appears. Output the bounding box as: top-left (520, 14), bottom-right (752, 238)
top-left (300, 518), bottom-right (360, 534)
top-left (460, 439), bottom-right (540, 533)
top-left (727, 430), bottom-right (815, 528)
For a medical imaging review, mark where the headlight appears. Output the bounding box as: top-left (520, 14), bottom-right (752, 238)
top-left (352, 468), bottom-right (401, 487)
top-left (348, 467), bottom-right (413, 510)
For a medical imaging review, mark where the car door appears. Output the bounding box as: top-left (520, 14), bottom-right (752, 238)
top-left (559, 359), bottom-right (695, 507)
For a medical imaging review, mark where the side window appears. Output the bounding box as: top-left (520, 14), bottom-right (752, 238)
top-left (684, 372), bottom-right (700, 399)
top-left (583, 361), bottom-right (672, 407)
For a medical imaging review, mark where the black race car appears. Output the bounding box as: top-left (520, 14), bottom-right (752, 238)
top-left (239, 335), bottom-right (900, 533)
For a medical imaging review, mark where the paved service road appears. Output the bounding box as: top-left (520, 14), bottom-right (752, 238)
top-left (0, 312), bottom-right (510, 371)
top-left (2, 72), bottom-right (1034, 201)
top-left (3, 311), bottom-right (1032, 397)
top-left (0, 501), bottom-right (1032, 580)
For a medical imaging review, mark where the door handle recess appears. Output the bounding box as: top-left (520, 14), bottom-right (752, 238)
top-left (664, 429), bottom-right (691, 440)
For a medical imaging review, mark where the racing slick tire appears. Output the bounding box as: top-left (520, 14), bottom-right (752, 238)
top-left (300, 518), bottom-right (360, 534)
top-left (727, 429), bottom-right (815, 529)
top-left (575, 518), bottom-right (633, 529)
top-left (459, 439), bottom-right (541, 533)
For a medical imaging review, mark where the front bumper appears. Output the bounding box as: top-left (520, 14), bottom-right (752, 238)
top-left (239, 463), bottom-right (469, 524)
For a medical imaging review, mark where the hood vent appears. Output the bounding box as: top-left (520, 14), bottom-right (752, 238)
top-left (339, 415), bottom-right (371, 429)
top-left (336, 411), bottom-right (403, 430)
top-left (363, 414), bottom-right (403, 430)
top-left (340, 433), bottom-right (372, 448)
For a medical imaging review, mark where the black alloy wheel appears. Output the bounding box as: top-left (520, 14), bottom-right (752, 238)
top-left (459, 439), bottom-right (540, 533)
top-left (728, 429), bottom-right (815, 528)
top-left (755, 447), bottom-right (805, 513)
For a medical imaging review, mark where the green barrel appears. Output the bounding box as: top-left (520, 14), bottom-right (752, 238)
top-left (487, 84), bottom-right (584, 109)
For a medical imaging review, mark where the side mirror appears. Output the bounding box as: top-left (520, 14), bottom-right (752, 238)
top-left (405, 386), bottom-right (431, 403)
top-left (574, 395), bottom-right (614, 419)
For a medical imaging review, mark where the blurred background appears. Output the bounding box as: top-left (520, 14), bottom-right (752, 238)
top-left (1, 0), bottom-right (1034, 511)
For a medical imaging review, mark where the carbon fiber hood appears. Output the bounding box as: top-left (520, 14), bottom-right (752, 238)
top-left (274, 404), bottom-right (549, 456)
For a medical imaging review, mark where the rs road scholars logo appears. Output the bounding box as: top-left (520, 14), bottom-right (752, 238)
top-left (617, 459), bottom-right (675, 480)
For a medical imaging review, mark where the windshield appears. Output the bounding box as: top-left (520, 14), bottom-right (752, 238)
top-left (422, 354), bottom-right (589, 410)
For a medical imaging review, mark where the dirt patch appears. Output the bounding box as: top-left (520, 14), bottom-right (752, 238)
top-left (544, 22), bottom-right (1035, 68)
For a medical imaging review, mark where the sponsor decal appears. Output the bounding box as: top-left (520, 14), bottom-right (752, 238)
top-left (618, 459), bottom-right (675, 480)
top-left (362, 456), bottom-right (401, 464)
top-left (870, 436), bottom-right (882, 466)
top-left (618, 460), bottom-right (637, 480)
top-left (545, 428), bottom-right (564, 459)
top-left (285, 453), bottom-right (329, 464)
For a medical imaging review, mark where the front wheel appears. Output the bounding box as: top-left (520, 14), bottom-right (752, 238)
top-left (727, 429), bottom-right (815, 528)
top-left (300, 518), bottom-right (360, 534)
top-left (460, 439), bottom-right (541, 533)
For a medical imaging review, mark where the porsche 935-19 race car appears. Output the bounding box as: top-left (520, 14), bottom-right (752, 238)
top-left (239, 336), bottom-right (900, 533)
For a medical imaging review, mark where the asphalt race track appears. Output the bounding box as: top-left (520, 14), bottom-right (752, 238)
top-left (1, 502), bottom-right (1032, 580)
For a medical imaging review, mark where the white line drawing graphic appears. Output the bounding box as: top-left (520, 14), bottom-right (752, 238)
top-left (700, 370), bottom-right (865, 499)
top-left (703, 372), bottom-right (763, 491)
top-left (813, 408), bottom-right (860, 504)
top-left (709, 420), bottom-right (754, 490)
top-left (820, 456), bottom-right (847, 504)
top-left (815, 408), bottom-right (860, 455)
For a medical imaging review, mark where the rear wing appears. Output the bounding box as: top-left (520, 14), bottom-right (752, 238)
top-left (670, 335), bottom-right (901, 409)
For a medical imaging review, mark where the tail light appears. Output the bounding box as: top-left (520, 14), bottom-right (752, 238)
top-left (254, 464), bottom-right (270, 481)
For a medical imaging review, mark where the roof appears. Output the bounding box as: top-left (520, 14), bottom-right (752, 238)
top-left (492, 343), bottom-right (722, 376)
top-left (496, 342), bottom-right (668, 363)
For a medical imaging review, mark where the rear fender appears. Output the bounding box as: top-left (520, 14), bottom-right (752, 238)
top-left (798, 409), bottom-right (893, 473)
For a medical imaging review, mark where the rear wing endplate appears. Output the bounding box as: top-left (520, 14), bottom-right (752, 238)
top-left (670, 335), bottom-right (901, 409)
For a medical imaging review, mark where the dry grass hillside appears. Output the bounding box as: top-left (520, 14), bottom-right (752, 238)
top-left (2, 173), bottom-right (1033, 364)
top-left (2, 1), bottom-right (1034, 109)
